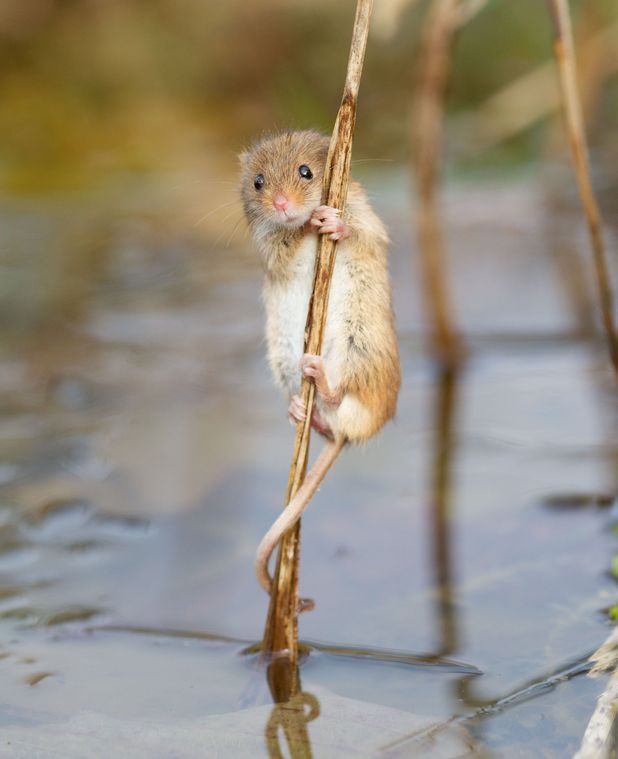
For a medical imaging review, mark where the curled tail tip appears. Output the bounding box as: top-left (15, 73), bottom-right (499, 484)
top-left (255, 560), bottom-right (272, 595)
top-left (255, 543), bottom-right (272, 594)
top-left (254, 438), bottom-right (345, 596)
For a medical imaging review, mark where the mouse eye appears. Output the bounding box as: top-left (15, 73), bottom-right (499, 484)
top-left (298, 165), bottom-right (313, 180)
top-left (254, 174), bottom-right (265, 191)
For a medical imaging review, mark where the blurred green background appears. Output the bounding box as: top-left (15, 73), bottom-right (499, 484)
top-left (1, 0), bottom-right (617, 193)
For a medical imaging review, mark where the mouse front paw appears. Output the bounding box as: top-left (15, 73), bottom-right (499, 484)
top-left (309, 205), bottom-right (351, 241)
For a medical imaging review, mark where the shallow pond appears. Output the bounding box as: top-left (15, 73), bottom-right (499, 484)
top-left (0, 170), bottom-right (617, 757)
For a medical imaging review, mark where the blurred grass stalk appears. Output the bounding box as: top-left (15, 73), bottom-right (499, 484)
top-left (414, 0), bottom-right (618, 376)
top-left (261, 0), bottom-right (373, 671)
top-left (451, 5), bottom-right (616, 342)
top-left (541, 6), bottom-right (617, 340)
top-left (413, 0), bottom-right (489, 368)
top-left (413, 0), bottom-right (461, 368)
top-left (547, 0), bottom-right (618, 377)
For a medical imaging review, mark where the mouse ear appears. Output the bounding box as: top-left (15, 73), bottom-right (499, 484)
top-left (238, 150), bottom-right (249, 166)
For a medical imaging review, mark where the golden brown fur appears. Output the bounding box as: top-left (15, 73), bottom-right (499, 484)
top-left (239, 130), bottom-right (399, 443)
top-left (333, 180), bottom-right (400, 440)
top-left (240, 130), bottom-right (400, 595)
top-left (240, 131), bottom-right (330, 277)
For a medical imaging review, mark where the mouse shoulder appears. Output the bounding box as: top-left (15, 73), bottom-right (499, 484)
top-left (345, 179), bottom-right (389, 248)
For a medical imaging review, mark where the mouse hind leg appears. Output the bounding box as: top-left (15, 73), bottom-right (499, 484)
top-left (300, 353), bottom-right (343, 408)
top-left (309, 405), bottom-right (335, 440)
top-left (288, 352), bottom-right (340, 440)
top-left (288, 392), bottom-right (335, 440)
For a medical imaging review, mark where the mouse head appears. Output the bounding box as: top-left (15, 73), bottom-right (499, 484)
top-left (239, 130), bottom-right (329, 230)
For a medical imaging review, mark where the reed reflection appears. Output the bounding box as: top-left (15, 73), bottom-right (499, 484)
top-left (428, 366), bottom-right (460, 658)
top-left (258, 367), bottom-right (464, 756)
top-left (264, 655), bottom-right (319, 759)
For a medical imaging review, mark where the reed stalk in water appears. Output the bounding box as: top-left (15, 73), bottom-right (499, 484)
top-left (261, 0), bottom-right (374, 667)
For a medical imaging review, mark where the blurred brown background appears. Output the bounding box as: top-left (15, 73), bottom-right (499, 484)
top-left (1, 0), bottom-right (616, 338)
top-left (0, 0), bottom-right (616, 192)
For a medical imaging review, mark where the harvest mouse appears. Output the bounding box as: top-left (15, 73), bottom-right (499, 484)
top-left (239, 130), bottom-right (400, 599)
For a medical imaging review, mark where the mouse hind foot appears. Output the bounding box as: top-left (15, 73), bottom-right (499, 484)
top-left (288, 393), bottom-right (335, 440)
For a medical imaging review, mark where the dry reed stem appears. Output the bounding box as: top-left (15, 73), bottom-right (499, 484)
top-left (574, 672), bottom-right (618, 759)
top-left (547, 0), bottom-right (618, 376)
top-left (543, 7), bottom-right (617, 339)
top-left (414, 0), bottom-right (464, 369)
top-left (261, 0), bottom-right (374, 667)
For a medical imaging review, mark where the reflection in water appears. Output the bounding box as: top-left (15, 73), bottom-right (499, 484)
top-left (266, 692), bottom-right (320, 759)
top-left (428, 367), bottom-right (459, 658)
top-left (95, 626), bottom-right (479, 671)
top-left (260, 366), bottom-right (466, 758)
top-left (381, 652), bottom-right (593, 756)
top-left (2, 176), bottom-right (617, 754)
top-left (542, 493), bottom-right (616, 511)
top-left (544, 191), bottom-right (597, 340)
top-left (299, 641), bottom-right (478, 672)
top-left (457, 652), bottom-right (593, 716)
top-left (265, 656), bottom-right (319, 759)
top-left (386, 355), bottom-right (617, 752)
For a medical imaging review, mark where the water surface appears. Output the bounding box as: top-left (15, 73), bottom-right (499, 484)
top-left (0, 171), bottom-right (617, 757)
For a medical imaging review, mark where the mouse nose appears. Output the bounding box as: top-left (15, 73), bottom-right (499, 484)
top-left (273, 194), bottom-right (290, 212)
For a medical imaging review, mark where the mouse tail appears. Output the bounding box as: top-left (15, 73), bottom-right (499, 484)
top-left (255, 438), bottom-right (345, 595)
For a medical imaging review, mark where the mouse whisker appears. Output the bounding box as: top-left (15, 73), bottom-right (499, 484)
top-left (225, 214), bottom-right (247, 248)
top-left (170, 179), bottom-right (238, 190)
top-left (194, 200), bottom-right (241, 228)
top-left (350, 158), bottom-right (394, 164)
top-left (208, 208), bottom-right (244, 252)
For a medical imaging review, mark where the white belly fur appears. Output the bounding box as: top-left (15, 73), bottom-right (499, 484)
top-left (264, 235), bottom-right (349, 407)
